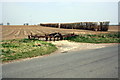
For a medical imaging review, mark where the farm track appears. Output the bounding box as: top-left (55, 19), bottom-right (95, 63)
top-left (15, 30), bottom-right (21, 36)
top-left (2, 30), bottom-right (15, 37)
top-left (19, 29), bottom-right (24, 36)
top-left (2, 30), bottom-right (20, 39)
top-left (30, 30), bottom-right (37, 35)
top-left (23, 30), bottom-right (28, 36)
top-left (1, 25), bottom-right (119, 40)
top-left (2, 28), bottom-right (12, 34)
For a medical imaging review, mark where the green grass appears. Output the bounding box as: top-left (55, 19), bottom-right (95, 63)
top-left (65, 32), bottom-right (120, 43)
top-left (0, 39), bottom-right (57, 62)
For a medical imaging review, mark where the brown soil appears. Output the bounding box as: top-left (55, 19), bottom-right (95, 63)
top-left (1, 25), bottom-right (119, 40)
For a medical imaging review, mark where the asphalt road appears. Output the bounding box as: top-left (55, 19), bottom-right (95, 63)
top-left (2, 44), bottom-right (119, 78)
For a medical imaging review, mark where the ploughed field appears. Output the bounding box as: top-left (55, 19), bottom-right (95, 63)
top-left (1, 25), bottom-right (119, 40)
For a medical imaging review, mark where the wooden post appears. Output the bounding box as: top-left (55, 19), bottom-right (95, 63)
top-left (28, 35), bottom-right (31, 39)
top-left (45, 34), bottom-right (48, 41)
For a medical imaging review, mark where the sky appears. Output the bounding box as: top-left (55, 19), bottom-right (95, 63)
top-left (0, 0), bottom-right (119, 25)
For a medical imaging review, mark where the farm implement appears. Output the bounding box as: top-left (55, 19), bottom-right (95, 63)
top-left (28, 32), bottom-right (77, 41)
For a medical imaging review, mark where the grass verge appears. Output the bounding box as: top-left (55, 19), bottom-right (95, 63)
top-left (64, 32), bottom-right (120, 43)
top-left (0, 39), bottom-right (57, 62)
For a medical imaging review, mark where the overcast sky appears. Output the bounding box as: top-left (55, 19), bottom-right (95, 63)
top-left (0, 0), bottom-right (119, 25)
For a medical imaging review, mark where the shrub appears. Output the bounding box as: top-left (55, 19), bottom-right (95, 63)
top-left (65, 32), bottom-right (120, 43)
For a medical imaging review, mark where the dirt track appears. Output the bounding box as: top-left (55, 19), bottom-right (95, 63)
top-left (49, 40), bottom-right (118, 53)
top-left (1, 25), bottom-right (119, 40)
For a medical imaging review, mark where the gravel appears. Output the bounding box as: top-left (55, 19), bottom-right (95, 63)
top-left (49, 40), bottom-right (117, 53)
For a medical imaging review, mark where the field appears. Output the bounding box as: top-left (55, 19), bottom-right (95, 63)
top-left (0, 25), bottom-right (119, 62)
top-left (1, 25), bottom-right (120, 40)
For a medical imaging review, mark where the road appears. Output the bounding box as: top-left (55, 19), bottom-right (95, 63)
top-left (2, 44), bottom-right (119, 78)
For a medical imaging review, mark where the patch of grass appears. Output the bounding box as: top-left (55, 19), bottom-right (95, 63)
top-left (2, 42), bottom-right (20, 48)
top-left (1, 39), bottom-right (57, 62)
top-left (1, 49), bottom-right (15, 54)
top-left (65, 32), bottom-right (120, 43)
